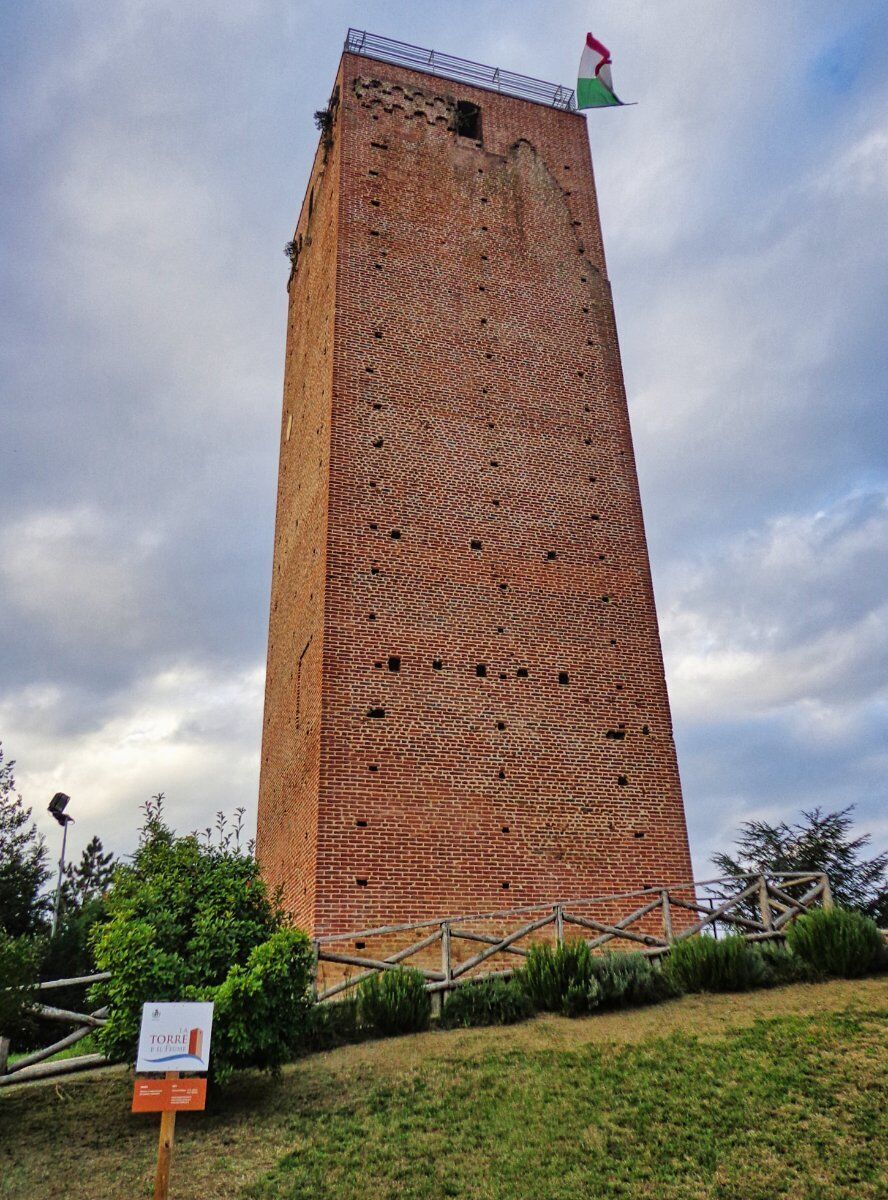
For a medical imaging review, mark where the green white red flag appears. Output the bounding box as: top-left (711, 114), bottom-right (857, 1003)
top-left (577, 33), bottom-right (623, 108)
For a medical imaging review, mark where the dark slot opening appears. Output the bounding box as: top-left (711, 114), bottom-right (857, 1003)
top-left (502, 826), bottom-right (510, 833)
top-left (558, 672), bottom-right (569, 685)
top-left (388, 656), bottom-right (401, 672)
top-left (355, 941), bottom-right (366, 949)
top-left (617, 774), bottom-right (629, 786)
top-left (546, 550), bottom-right (557, 560)
top-left (356, 819), bottom-right (368, 827)
top-left (367, 707), bottom-right (385, 719)
top-left (605, 730), bottom-right (626, 740)
top-left (501, 881), bottom-right (510, 890)
top-left (476, 664), bottom-right (487, 677)
top-left (454, 100), bottom-right (482, 140)
top-left (470, 539), bottom-right (482, 550)
top-left (432, 659), bottom-right (443, 670)
top-left (356, 878), bottom-right (368, 887)
top-left (517, 668), bottom-right (529, 678)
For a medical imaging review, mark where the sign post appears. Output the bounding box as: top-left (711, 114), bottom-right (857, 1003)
top-left (133, 1003), bottom-right (214, 1200)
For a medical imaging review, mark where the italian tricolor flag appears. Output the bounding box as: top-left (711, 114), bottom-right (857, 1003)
top-left (577, 33), bottom-right (623, 108)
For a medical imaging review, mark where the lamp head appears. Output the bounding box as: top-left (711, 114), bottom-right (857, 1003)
top-left (48, 792), bottom-right (73, 826)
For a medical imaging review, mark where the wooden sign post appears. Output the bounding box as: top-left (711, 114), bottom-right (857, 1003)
top-left (133, 1002), bottom-right (214, 1200)
top-left (154, 1072), bottom-right (178, 1200)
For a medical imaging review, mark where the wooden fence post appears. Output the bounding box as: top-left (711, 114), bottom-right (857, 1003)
top-left (554, 905), bottom-right (564, 946)
top-left (758, 875), bottom-right (773, 934)
top-left (310, 939), bottom-right (320, 1001)
top-left (660, 891), bottom-right (673, 943)
top-left (820, 874), bottom-right (834, 909)
top-left (153, 1071), bottom-right (178, 1200)
top-left (0, 1036), bottom-right (9, 1076)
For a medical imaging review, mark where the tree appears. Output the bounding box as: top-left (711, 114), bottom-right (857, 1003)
top-left (90, 795), bottom-right (314, 1082)
top-left (0, 744), bottom-right (49, 938)
top-left (62, 835), bottom-right (115, 910)
top-left (714, 806), bottom-right (888, 926)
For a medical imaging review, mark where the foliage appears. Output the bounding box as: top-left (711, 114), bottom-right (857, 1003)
top-left (357, 968), bottom-right (431, 1037)
top-left (90, 795), bottom-right (311, 1081)
top-left (442, 976), bottom-right (534, 1028)
top-left (714, 806), bottom-right (888, 926)
top-left (0, 745), bottom-right (49, 939)
top-left (757, 941), bottom-right (819, 986)
top-left (664, 935), bottom-right (768, 993)
top-left (587, 952), bottom-right (682, 1009)
top-left (62, 835), bottom-right (115, 910)
top-left (0, 931), bottom-right (39, 1040)
top-left (519, 939), bottom-right (600, 1016)
top-left (305, 998), bottom-right (363, 1051)
top-left (785, 907), bottom-right (884, 978)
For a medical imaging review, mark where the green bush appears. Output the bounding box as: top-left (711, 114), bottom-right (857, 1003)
top-left (757, 941), bottom-right (819, 986)
top-left (442, 976), bottom-right (534, 1028)
top-left (785, 907), bottom-right (883, 978)
top-left (520, 940), bottom-right (600, 1016)
top-left (664, 935), bottom-right (768, 993)
top-left (0, 932), bottom-right (39, 1042)
top-left (357, 968), bottom-right (431, 1036)
top-left (90, 797), bottom-right (315, 1081)
top-left (588, 952), bottom-right (682, 1008)
top-left (305, 998), bottom-right (362, 1050)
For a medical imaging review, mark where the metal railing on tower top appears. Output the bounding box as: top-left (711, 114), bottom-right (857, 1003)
top-left (344, 29), bottom-right (576, 112)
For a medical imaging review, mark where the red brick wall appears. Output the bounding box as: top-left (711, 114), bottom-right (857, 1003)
top-left (258, 53), bottom-right (693, 937)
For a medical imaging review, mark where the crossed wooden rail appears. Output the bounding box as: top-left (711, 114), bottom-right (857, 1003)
top-left (312, 872), bottom-right (833, 1005)
top-left (2, 872), bottom-right (831, 1084)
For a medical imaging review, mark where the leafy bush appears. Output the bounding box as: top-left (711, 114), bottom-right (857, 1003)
top-left (0, 932), bottom-right (39, 1042)
top-left (757, 941), bottom-right (819, 986)
top-left (357, 968), bottom-right (431, 1036)
top-left (442, 976), bottom-right (534, 1028)
top-left (90, 797), bottom-right (314, 1081)
top-left (588, 952), bottom-right (682, 1009)
top-left (520, 940), bottom-right (600, 1016)
top-left (664, 935), bottom-right (768, 993)
top-left (785, 907), bottom-right (883, 978)
top-left (305, 997), bottom-right (363, 1050)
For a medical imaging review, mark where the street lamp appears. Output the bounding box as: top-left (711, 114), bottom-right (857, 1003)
top-left (48, 792), bottom-right (73, 938)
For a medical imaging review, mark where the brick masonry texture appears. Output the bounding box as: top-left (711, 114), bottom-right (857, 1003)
top-left (256, 52), bottom-right (694, 937)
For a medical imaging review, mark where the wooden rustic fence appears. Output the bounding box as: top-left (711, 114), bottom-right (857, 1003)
top-left (1, 872), bottom-right (831, 1085)
top-left (312, 872), bottom-right (833, 1009)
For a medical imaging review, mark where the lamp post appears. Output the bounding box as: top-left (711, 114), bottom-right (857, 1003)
top-left (48, 792), bottom-right (73, 938)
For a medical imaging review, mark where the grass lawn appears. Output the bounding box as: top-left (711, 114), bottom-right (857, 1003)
top-left (1, 978), bottom-right (885, 1199)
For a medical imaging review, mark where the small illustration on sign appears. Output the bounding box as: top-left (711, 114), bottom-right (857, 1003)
top-left (136, 1002), bottom-right (214, 1074)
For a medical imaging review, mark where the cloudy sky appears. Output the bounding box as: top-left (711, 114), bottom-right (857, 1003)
top-left (2, 1), bottom-right (885, 881)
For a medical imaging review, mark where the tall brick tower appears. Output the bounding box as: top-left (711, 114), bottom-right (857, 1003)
top-left (257, 32), bottom-right (693, 936)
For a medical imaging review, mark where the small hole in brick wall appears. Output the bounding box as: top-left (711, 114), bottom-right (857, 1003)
top-left (481, 253), bottom-right (489, 261)
top-left (558, 672), bottom-right (570, 685)
top-left (599, 554), bottom-right (606, 561)
top-left (370, 565), bottom-right (379, 575)
top-left (372, 437), bottom-right (384, 448)
top-left (356, 878), bottom-right (368, 887)
top-left (368, 612), bottom-right (376, 621)
top-left (369, 522), bottom-right (378, 530)
top-left (584, 405), bottom-right (590, 413)
top-left (355, 941), bottom-right (366, 949)
top-left (480, 196), bottom-right (489, 204)
top-left (591, 514), bottom-right (600, 521)
top-left (372, 402), bottom-right (382, 410)
top-left (471, 539), bottom-right (482, 550)
top-left (517, 667), bottom-right (529, 678)
top-left (605, 730), bottom-right (626, 740)
top-left (583, 306), bottom-right (589, 313)
top-left (546, 550), bottom-right (557, 560)
top-left (388, 656), bottom-right (401, 672)
top-left (499, 672), bottom-right (507, 679)
top-left (480, 317), bottom-right (487, 325)
top-left (618, 775), bottom-right (629, 787)
top-left (496, 720), bottom-right (506, 730)
top-left (633, 831), bottom-right (645, 840)
top-left (602, 595), bottom-right (611, 603)
top-left (370, 229), bottom-right (380, 237)
top-left (578, 370), bottom-right (584, 378)
top-left (498, 769), bottom-right (506, 779)
top-left (616, 683), bottom-right (624, 691)
top-left (479, 285), bottom-right (486, 292)
top-left (501, 881), bottom-right (510, 890)
top-left (581, 276), bottom-right (588, 283)
top-left (367, 707), bottom-right (385, 718)
top-left (584, 436), bottom-right (592, 446)
top-left (370, 140), bottom-right (388, 150)
top-left (490, 460), bottom-right (499, 467)
top-left (476, 663), bottom-right (487, 677)
top-left (610, 638), bottom-right (617, 645)
top-left (356, 819), bottom-right (368, 827)
top-left (587, 338), bottom-right (594, 346)
top-left (481, 386), bottom-right (489, 393)
top-left (374, 330), bottom-right (383, 339)
top-left (589, 474), bottom-right (596, 482)
top-left (492, 499), bottom-right (500, 507)
top-left (485, 353), bottom-right (494, 360)
top-left (390, 529), bottom-right (401, 539)
top-left (370, 199), bottom-right (380, 208)
top-left (497, 625), bottom-right (504, 633)
top-left (480, 225), bottom-right (488, 231)
top-left (502, 825), bottom-right (510, 833)
top-left (433, 659), bottom-right (443, 670)
top-left (642, 724), bottom-right (650, 735)
top-left (487, 421), bottom-right (495, 429)
top-left (369, 481), bottom-right (377, 489)
top-left (374, 660), bottom-right (383, 669)
top-left (498, 582), bottom-right (508, 591)
top-left (374, 263), bottom-right (382, 271)
top-left (368, 169), bottom-right (379, 177)
top-left (368, 764), bottom-right (379, 772)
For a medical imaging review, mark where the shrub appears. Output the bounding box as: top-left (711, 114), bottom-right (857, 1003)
top-left (785, 907), bottom-right (883, 978)
top-left (588, 952), bottom-right (682, 1009)
top-left (757, 941), bottom-right (819, 986)
top-left (664, 935), bottom-right (768, 993)
top-left (90, 797), bottom-right (315, 1081)
top-left (442, 976), bottom-right (534, 1028)
top-left (357, 968), bottom-right (431, 1036)
top-left (520, 940), bottom-right (600, 1016)
top-left (305, 998), bottom-right (362, 1050)
top-left (0, 932), bottom-right (39, 1042)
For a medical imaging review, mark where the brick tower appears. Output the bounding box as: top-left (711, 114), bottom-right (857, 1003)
top-left (257, 32), bottom-right (693, 936)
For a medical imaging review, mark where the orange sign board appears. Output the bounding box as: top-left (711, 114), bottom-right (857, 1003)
top-left (132, 1077), bottom-right (207, 1113)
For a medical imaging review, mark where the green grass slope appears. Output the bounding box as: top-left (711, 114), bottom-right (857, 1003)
top-left (1, 979), bottom-right (885, 1200)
